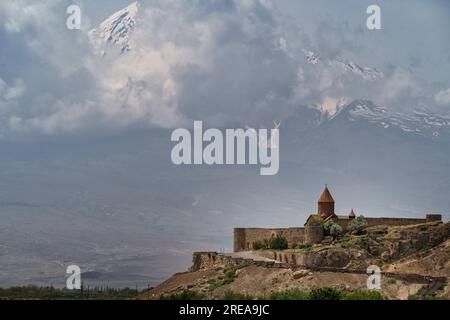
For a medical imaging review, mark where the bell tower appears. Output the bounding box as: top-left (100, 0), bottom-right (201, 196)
top-left (318, 185), bottom-right (335, 219)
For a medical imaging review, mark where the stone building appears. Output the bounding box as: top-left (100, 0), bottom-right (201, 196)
top-left (233, 186), bottom-right (442, 252)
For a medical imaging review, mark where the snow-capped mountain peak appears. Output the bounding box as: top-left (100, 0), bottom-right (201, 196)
top-left (88, 2), bottom-right (448, 141)
top-left (89, 1), bottom-right (139, 54)
top-left (304, 50), bottom-right (320, 65)
top-left (331, 100), bottom-right (450, 139)
top-left (342, 100), bottom-right (388, 119)
top-left (303, 50), bottom-right (384, 81)
top-left (333, 58), bottom-right (383, 80)
top-left (89, 2), bottom-right (383, 84)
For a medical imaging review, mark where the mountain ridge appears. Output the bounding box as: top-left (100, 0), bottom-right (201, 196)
top-left (88, 2), bottom-right (450, 141)
top-left (89, 1), bottom-right (139, 54)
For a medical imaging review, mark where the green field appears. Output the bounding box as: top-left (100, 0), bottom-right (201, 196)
top-left (0, 286), bottom-right (146, 300)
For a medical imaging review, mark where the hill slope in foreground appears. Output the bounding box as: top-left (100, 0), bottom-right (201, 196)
top-left (137, 222), bottom-right (450, 300)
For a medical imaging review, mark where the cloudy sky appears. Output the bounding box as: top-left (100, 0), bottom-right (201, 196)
top-left (1, 0), bottom-right (449, 140)
top-left (1, 0), bottom-right (449, 288)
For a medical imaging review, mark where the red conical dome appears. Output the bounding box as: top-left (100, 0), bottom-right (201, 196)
top-left (318, 185), bottom-right (335, 219)
top-left (319, 185), bottom-right (335, 203)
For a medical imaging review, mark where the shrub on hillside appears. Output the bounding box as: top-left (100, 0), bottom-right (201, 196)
top-left (340, 234), bottom-right (370, 250)
top-left (348, 216), bottom-right (368, 235)
top-left (324, 220), bottom-right (333, 232)
top-left (369, 226), bottom-right (389, 236)
top-left (308, 216), bottom-right (323, 226)
top-left (208, 265), bottom-right (240, 291)
top-left (270, 288), bottom-right (310, 300)
top-left (252, 240), bottom-right (266, 251)
top-left (269, 287), bottom-right (385, 300)
top-left (252, 235), bottom-right (288, 251)
top-left (309, 287), bottom-right (343, 300)
top-left (160, 290), bottom-right (204, 300)
top-left (329, 224), bottom-right (343, 240)
top-left (296, 243), bottom-right (314, 251)
top-left (268, 235), bottom-right (289, 250)
top-left (342, 289), bottom-right (384, 300)
top-left (324, 221), bottom-right (343, 240)
top-left (222, 290), bottom-right (254, 300)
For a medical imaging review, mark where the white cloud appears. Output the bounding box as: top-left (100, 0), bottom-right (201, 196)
top-left (381, 69), bottom-right (418, 101)
top-left (0, 78), bottom-right (26, 100)
top-left (0, 1), bottom-right (52, 33)
top-left (0, 0), bottom-right (448, 138)
top-left (0, 78), bottom-right (26, 117)
top-left (435, 89), bottom-right (450, 106)
top-left (82, 0), bottom-right (310, 129)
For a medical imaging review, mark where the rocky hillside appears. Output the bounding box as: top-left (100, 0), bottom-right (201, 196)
top-left (137, 222), bottom-right (450, 300)
top-left (345, 221), bottom-right (450, 265)
top-left (384, 240), bottom-right (450, 277)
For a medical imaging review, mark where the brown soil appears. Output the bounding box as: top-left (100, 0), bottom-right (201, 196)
top-left (383, 240), bottom-right (450, 277)
top-left (136, 269), bottom-right (221, 300)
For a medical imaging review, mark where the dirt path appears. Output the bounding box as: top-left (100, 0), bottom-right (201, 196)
top-left (226, 251), bottom-right (277, 262)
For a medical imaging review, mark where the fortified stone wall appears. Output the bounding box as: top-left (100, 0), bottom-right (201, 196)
top-left (234, 228), bottom-right (305, 252)
top-left (336, 215), bottom-right (442, 231)
top-left (366, 217), bottom-right (426, 228)
top-left (191, 252), bottom-right (272, 271)
top-left (234, 215), bottom-right (443, 252)
top-left (191, 252), bottom-right (236, 271)
top-left (304, 225), bottom-right (324, 244)
top-left (256, 249), bottom-right (355, 269)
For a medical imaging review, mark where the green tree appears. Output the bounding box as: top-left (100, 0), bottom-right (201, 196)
top-left (252, 240), bottom-right (266, 250)
top-left (308, 216), bottom-right (323, 227)
top-left (270, 288), bottom-right (310, 300)
top-left (268, 234), bottom-right (288, 250)
top-left (343, 289), bottom-right (384, 300)
top-left (222, 290), bottom-right (254, 300)
top-left (348, 216), bottom-right (368, 235)
top-left (324, 221), bottom-right (343, 240)
top-left (309, 287), bottom-right (342, 300)
top-left (324, 220), bottom-right (334, 232)
top-left (329, 224), bottom-right (343, 240)
top-left (160, 290), bottom-right (204, 300)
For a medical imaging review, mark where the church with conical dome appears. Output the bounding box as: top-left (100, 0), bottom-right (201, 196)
top-left (233, 186), bottom-right (442, 252)
top-left (318, 185), bottom-right (335, 219)
top-left (305, 185), bottom-right (358, 229)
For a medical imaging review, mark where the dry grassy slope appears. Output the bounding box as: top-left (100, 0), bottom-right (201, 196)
top-left (384, 239), bottom-right (450, 277)
top-left (136, 265), bottom-right (426, 300)
top-left (136, 269), bottom-right (222, 300)
top-left (211, 265), bottom-right (426, 300)
top-left (439, 283), bottom-right (450, 299)
top-left (382, 236), bottom-right (450, 299)
top-left (365, 221), bottom-right (450, 261)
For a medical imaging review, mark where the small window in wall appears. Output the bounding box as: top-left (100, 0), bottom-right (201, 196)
top-left (247, 242), bottom-right (250, 250)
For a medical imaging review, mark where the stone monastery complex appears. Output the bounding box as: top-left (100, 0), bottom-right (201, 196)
top-left (234, 186), bottom-right (442, 252)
